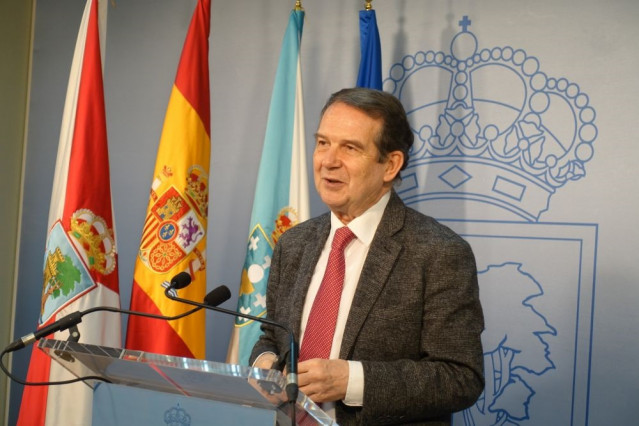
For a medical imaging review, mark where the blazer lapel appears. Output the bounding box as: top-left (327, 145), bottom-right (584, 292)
top-left (339, 191), bottom-right (406, 359)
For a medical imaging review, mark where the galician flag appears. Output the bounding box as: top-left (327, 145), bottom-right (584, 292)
top-left (125, 0), bottom-right (211, 359)
top-left (227, 7), bottom-right (309, 366)
top-left (17, 0), bottom-right (121, 424)
top-left (356, 4), bottom-right (383, 90)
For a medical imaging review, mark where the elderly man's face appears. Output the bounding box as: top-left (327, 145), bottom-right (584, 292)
top-left (313, 102), bottom-right (402, 224)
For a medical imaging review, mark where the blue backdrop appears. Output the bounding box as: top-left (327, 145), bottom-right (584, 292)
top-left (10, 1), bottom-right (638, 424)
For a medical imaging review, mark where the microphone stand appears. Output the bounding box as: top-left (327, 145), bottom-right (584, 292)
top-left (6, 305), bottom-right (201, 354)
top-left (164, 287), bottom-right (299, 423)
top-left (2, 305), bottom-right (201, 387)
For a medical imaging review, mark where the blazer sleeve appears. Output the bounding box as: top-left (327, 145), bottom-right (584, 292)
top-left (345, 224), bottom-right (485, 424)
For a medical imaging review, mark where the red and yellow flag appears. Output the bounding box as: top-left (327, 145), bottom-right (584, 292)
top-left (125, 0), bottom-right (211, 359)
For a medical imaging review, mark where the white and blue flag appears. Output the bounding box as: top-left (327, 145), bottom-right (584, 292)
top-left (228, 8), bottom-right (309, 366)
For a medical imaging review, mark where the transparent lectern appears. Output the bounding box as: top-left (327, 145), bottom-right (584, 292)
top-left (38, 338), bottom-right (335, 425)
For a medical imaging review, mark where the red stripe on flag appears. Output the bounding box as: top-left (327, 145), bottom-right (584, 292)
top-left (62, 0), bottom-right (118, 295)
top-left (175, 0), bottom-right (210, 136)
top-left (125, 281), bottom-right (195, 358)
top-left (17, 345), bottom-right (52, 426)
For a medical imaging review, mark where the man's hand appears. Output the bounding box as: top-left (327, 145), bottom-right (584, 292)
top-left (248, 352), bottom-right (287, 406)
top-left (297, 358), bottom-right (349, 403)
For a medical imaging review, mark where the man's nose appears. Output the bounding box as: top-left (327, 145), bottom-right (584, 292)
top-left (320, 146), bottom-right (341, 167)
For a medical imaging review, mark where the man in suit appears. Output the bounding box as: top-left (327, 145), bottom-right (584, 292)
top-left (251, 88), bottom-right (484, 425)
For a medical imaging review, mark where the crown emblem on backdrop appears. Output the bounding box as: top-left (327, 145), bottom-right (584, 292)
top-left (385, 16), bottom-right (598, 221)
top-left (164, 403), bottom-right (191, 426)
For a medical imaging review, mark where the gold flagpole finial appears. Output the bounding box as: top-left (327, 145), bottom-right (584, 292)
top-left (365, 0), bottom-right (373, 11)
top-left (294, 0), bottom-right (304, 11)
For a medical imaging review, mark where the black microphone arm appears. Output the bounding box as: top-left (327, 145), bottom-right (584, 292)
top-left (5, 302), bottom-right (202, 354)
top-left (164, 272), bottom-right (299, 405)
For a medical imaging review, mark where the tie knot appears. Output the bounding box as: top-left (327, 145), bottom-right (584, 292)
top-left (332, 227), bottom-right (356, 251)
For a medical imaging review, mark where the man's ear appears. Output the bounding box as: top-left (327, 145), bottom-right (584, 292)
top-left (383, 150), bottom-right (404, 183)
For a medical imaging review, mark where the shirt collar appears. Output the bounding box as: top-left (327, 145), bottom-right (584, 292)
top-left (329, 191), bottom-right (391, 247)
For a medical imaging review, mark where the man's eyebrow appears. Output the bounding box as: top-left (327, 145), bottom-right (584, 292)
top-left (314, 132), bottom-right (364, 146)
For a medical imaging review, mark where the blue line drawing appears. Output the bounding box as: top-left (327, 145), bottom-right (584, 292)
top-left (385, 16), bottom-right (599, 425)
top-left (468, 262), bottom-right (557, 425)
top-left (385, 16), bottom-right (598, 222)
top-left (442, 221), bottom-right (597, 426)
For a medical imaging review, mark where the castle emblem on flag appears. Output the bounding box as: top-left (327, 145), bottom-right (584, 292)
top-left (42, 247), bottom-right (77, 317)
top-left (41, 209), bottom-right (115, 323)
top-left (41, 220), bottom-right (96, 324)
top-left (139, 186), bottom-right (205, 273)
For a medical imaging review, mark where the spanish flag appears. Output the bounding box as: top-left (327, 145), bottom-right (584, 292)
top-left (125, 0), bottom-right (211, 359)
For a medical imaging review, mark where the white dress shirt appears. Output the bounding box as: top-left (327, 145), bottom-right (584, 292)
top-left (300, 191), bottom-right (391, 414)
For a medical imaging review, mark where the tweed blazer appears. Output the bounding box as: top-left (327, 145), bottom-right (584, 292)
top-left (251, 191), bottom-right (484, 425)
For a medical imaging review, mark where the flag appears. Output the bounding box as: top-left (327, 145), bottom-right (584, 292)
top-left (356, 6), bottom-right (383, 90)
top-left (227, 8), bottom-right (309, 366)
top-left (17, 0), bottom-right (121, 424)
top-left (125, 0), bottom-right (211, 359)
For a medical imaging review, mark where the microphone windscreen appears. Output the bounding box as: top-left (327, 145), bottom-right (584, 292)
top-left (170, 272), bottom-right (192, 289)
top-left (204, 285), bottom-right (232, 307)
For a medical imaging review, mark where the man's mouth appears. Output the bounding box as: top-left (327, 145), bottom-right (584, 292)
top-left (323, 176), bottom-right (344, 185)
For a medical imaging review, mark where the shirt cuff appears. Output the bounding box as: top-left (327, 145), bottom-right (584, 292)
top-left (344, 360), bottom-right (364, 406)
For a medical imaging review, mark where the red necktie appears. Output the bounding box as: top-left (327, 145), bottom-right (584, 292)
top-left (300, 226), bottom-right (356, 361)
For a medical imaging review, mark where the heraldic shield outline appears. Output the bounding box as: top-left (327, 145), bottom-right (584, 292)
top-left (385, 16), bottom-right (598, 425)
top-left (41, 221), bottom-right (97, 325)
top-left (139, 185), bottom-right (205, 274)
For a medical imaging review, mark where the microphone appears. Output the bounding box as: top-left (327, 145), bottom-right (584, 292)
top-left (169, 271), bottom-right (192, 290)
top-left (168, 272), bottom-right (231, 307)
top-left (2, 285), bottom-right (205, 388)
top-left (164, 272), bottom-right (299, 405)
top-left (6, 311), bottom-right (85, 353)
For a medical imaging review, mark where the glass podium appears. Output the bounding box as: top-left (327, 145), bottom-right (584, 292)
top-left (38, 338), bottom-right (335, 425)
